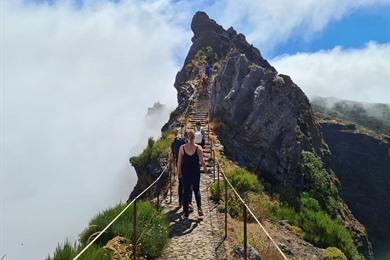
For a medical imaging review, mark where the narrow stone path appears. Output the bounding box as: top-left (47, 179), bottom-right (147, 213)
top-left (158, 86), bottom-right (227, 260)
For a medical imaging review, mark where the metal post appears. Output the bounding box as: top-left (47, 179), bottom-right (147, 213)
top-left (213, 142), bottom-right (216, 183)
top-left (156, 191), bottom-right (159, 210)
top-left (224, 177), bottom-right (228, 239)
top-left (243, 205), bottom-right (247, 260)
top-left (133, 200), bottom-right (137, 260)
top-left (217, 163), bottom-right (220, 199)
top-left (208, 117), bottom-right (210, 143)
top-left (169, 163), bottom-right (172, 204)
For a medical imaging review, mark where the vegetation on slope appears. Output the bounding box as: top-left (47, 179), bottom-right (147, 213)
top-left (210, 155), bottom-right (360, 259)
top-left (48, 201), bottom-right (169, 259)
top-left (130, 131), bottom-right (174, 169)
top-left (311, 96), bottom-right (390, 135)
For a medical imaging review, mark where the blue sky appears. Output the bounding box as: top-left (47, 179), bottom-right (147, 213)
top-left (272, 5), bottom-right (390, 57)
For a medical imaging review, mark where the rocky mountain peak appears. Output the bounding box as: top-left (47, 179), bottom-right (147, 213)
top-left (174, 11), bottom-right (273, 89)
top-left (191, 11), bottom-right (223, 35)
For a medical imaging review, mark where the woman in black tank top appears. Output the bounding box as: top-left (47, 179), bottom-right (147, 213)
top-left (178, 130), bottom-right (207, 218)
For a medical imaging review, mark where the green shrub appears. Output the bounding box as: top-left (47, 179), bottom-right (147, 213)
top-left (79, 201), bottom-right (169, 258)
top-left (298, 209), bottom-right (358, 259)
top-left (225, 167), bottom-right (263, 194)
top-left (130, 132), bottom-right (173, 169)
top-left (290, 225), bottom-right (305, 237)
top-left (300, 192), bottom-right (321, 212)
top-left (47, 240), bottom-right (110, 260)
top-left (295, 125), bottom-right (304, 141)
top-left (258, 193), bottom-right (359, 259)
top-left (301, 151), bottom-right (339, 214)
top-left (322, 247), bottom-right (348, 260)
top-left (192, 46), bottom-right (214, 65)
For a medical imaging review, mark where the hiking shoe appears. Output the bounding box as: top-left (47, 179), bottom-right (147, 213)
top-left (198, 208), bottom-right (204, 217)
top-left (183, 213), bottom-right (189, 220)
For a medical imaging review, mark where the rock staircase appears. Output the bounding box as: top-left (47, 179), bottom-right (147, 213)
top-left (158, 81), bottom-right (227, 260)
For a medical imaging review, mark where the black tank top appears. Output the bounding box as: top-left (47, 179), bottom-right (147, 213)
top-left (181, 145), bottom-right (200, 177)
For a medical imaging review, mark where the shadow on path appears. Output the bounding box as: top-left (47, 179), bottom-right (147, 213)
top-left (166, 207), bottom-right (203, 238)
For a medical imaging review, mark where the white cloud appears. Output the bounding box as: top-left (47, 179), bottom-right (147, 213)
top-left (0, 0), bottom-right (185, 259)
top-left (271, 42), bottom-right (390, 103)
top-left (209, 0), bottom-right (390, 52)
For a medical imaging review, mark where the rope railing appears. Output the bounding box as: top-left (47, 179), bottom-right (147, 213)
top-left (212, 159), bottom-right (289, 260)
top-left (206, 103), bottom-right (288, 260)
top-left (73, 163), bottom-right (170, 260)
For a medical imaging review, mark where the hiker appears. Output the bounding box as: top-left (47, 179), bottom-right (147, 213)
top-left (177, 130), bottom-right (207, 218)
top-left (170, 127), bottom-right (187, 206)
top-left (205, 62), bottom-right (211, 77)
top-left (200, 76), bottom-right (208, 96)
top-left (194, 121), bottom-right (205, 148)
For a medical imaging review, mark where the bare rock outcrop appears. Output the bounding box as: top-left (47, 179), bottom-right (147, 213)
top-left (210, 51), bottom-right (328, 187)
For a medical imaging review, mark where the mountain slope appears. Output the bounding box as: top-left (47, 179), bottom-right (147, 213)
top-left (159, 11), bottom-right (373, 259)
top-left (311, 96), bottom-right (390, 135)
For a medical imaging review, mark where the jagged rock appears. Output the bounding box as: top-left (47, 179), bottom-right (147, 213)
top-left (128, 157), bottom-right (168, 201)
top-left (147, 102), bottom-right (166, 116)
top-left (104, 236), bottom-right (130, 260)
top-left (162, 82), bottom-right (195, 131)
top-left (210, 51), bottom-right (328, 187)
top-left (233, 245), bottom-right (261, 260)
top-left (316, 113), bottom-right (390, 258)
top-left (278, 242), bottom-right (294, 256)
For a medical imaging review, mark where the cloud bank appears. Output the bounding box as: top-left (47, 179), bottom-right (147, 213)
top-left (209, 0), bottom-right (390, 52)
top-left (1, 1), bottom-right (184, 259)
top-left (271, 42), bottom-right (390, 103)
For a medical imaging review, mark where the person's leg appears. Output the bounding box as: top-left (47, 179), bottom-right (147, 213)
top-left (182, 176), bottom-right (191, 217)
top-left (178, 177), bottom-right (183, 206)
top-left (188, 184), bottom-right (194, 212)
top-left (192, 174), bottom-right (201, 209)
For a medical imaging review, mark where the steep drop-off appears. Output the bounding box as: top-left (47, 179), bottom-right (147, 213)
top-left (316, 113), bottom-right (390, 259)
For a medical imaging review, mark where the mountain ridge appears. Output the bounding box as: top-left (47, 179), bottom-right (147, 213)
top-left (159, 11), bottom-right (374, 259)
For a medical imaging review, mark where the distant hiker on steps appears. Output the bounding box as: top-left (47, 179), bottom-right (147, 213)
top-left (205, 62), bottom-right (211, 78)
top-left (177, 130), bottom-right (207, 219)
top-left (200, 76), bottom-right (208, 96)
top-left (195, 121), bottom-right (205, 148)
top-left (171, 128), bottom-right (187, 207)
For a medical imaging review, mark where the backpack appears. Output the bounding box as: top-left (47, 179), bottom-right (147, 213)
top-left (195, 127), bottom-right (203, 144)
top-left (171, 137), bottom-right (186, 160)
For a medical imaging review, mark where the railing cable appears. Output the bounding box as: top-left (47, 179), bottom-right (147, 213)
top-left (73, 164), bottom-right (169, 260)
top-left (216, 162), bottom-right (289, 260)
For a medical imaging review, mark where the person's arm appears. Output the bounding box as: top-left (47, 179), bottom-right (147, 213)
top-left (177, 146), bottom-right (184, 178)
top-left (197, 146), bottom-right (207, 174)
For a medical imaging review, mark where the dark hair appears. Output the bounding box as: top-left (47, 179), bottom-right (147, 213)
top-left (196, 121), bottom-right (201, 126)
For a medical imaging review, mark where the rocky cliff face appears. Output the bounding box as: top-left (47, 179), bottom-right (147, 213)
top-left (316, 113), bottom-right (390, 259)
top-left (210, 51), bottom-right (329, 187)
